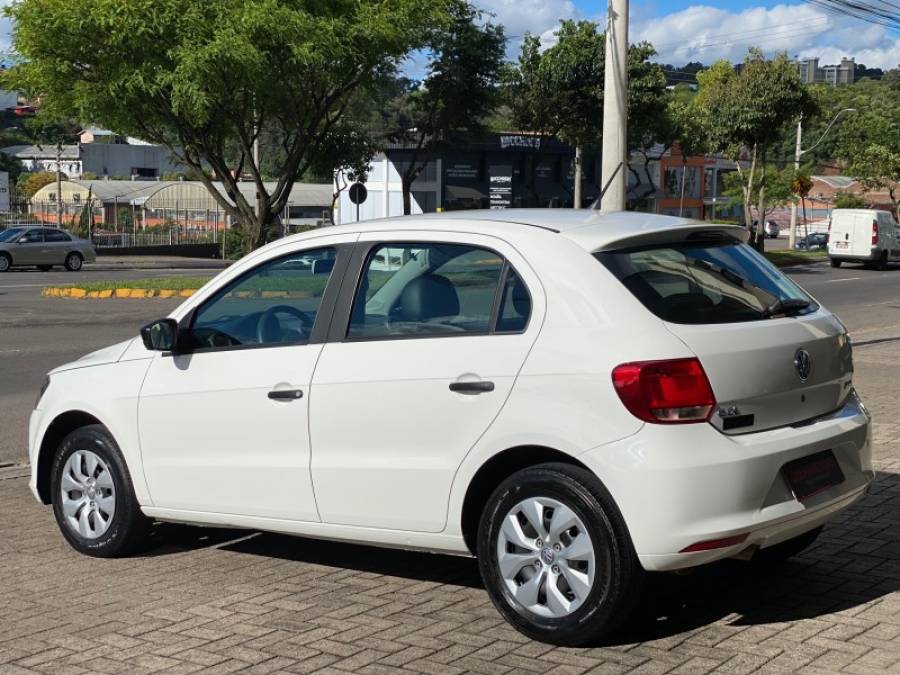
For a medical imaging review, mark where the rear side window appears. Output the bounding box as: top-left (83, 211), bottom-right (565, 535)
top-left (596, 242), bottom-right (817, 324)
top-left (43, 229), bottom-right (71, 242)
top-left (347, 243), bottom-right (531, 339)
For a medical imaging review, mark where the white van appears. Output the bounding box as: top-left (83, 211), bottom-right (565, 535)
top-left (828, 209), bottom-right (900, 269)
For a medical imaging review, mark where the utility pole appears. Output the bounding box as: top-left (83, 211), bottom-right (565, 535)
top-left (55, 144), bottom-right (62, 227)
top-left (600, 0), bottom-right (628, 212)
top-left (788, 108), bottom-right (855, 248)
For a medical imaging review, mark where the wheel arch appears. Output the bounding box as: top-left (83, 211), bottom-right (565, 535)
top-left (460, 445), bottom-right (592, 555)
top-left (36, 410), bottom-right (103, 504)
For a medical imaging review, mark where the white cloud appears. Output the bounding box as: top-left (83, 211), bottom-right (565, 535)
top-left (631, 3), bottom-right (900, 69)
top-left (474, 0), bottom-right (900, 71)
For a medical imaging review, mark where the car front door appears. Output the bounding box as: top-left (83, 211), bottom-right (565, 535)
top-left (309, 232), bottom-right (544, 533)
top-left (138, 240), bottom-right (352, 521)
top-left (14, 229), bottom-right (45, 265)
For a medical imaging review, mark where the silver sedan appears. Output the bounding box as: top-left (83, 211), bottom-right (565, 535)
top-left (0, 226), bottom-right (96, 272)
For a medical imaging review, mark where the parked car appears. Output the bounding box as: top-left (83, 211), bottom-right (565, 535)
top-left (29, 211), bottom-right (873, 645)
top-left (751, 219), bottom-right (780, 239)
top-left (0, 226), bottom-right (96, 272)
top-left (795, 232), bottom-right (829, 251)
top-left (827, 209), bottom-right (900, 269)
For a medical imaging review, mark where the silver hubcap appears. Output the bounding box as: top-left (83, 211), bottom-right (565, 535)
top-left (60, 450), bottom-right (115, 539)
top-left (496, 496), bottom-right (596, 618)
top-left (68, 255), bottom-right (81, 270)
top-left (0, 257), bottom-right (8, 271)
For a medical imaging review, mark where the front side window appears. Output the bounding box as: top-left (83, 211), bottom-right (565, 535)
top-left (348, 243), bottom-right (517, 338)
top-left (190, 247), bottom-right (336, 349)
top-left (597, 241), bottom-right (817, 324)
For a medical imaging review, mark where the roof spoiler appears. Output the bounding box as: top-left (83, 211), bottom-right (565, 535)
top-left (595, 223), bottom-right (750, 252)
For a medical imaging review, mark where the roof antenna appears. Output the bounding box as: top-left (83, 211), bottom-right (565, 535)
top-left (590, 161), bottom-right (623, 210)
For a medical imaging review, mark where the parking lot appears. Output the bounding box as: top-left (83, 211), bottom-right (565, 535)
top-left (1, 260), bottom-right (900, 673)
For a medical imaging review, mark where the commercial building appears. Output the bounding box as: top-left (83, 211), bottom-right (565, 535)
top-left (28, 179), bottom-right (332, 230)
top-left (796, 57), bottom-right (855, 86)
top-left (334, 134), bottom-right (744, 225)
top-left (1, 142), bottom-right (184, 180)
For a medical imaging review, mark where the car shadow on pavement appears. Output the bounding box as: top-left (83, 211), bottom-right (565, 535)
top-left (138, 471), bottom-right (899, 643)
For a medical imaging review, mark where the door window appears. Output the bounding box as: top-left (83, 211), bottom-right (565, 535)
top-left (17, 230), bottom-right (43, 243)
top-left (42, 229), bottom-right (72, 242)
top-left (190, 247), bottom-right (336, 350)
top-left (348, 243), bottom-right (520, 338)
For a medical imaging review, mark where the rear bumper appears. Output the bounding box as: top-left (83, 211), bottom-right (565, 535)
top-left (828, 248), bottom-right (879, 262)
top-left (580, 393), bottom-right (874, 571)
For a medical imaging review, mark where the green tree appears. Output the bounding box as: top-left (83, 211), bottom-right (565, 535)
top-left (836, 110), bottom-right (900, 217)
top-left (666, 98), bottom-right (710, 216)
top-left (19, 171), bottom-right (56, 198)
top-left (504, 21), bottom-right (666, 208)
top-left (390, 2), bottom-right (505, 215)
top-left (695, 50), bottom-right (815, 249)
top-left (723, 165), bottom-right (795, 224)
top-left (6, 0), bottom-right (452, 250)
top-left (833, 191), bottom-right (868, 209)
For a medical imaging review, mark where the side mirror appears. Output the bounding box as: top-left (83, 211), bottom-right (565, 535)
top-left (140, 318), bottom-right (179, 352)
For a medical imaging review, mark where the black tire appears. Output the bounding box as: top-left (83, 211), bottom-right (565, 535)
top-left (752, 526), bottom-right (822, 566)
top-left (830, 258), bottom-right (842, 268)
top-left (877, 251), bottom-right (889, 271)
top-left (0, 252), bottom-right (10, 272)
top-left (50, 424), bottom-right (150, 557)
top-left (477, 463), bottom-right (643, 646)
top-left (38, 265), bottom-right (53, 271)
top-left (64, 252), bottom-right (83, 272)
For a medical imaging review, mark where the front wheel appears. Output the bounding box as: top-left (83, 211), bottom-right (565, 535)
top-left (64, 252), bottom-right (83, 271)
top-left (477, 463), bottom-right (642, 646)
top-left (50, 424), bottom-right (150, 557)
top-left (877, 251), bottom-right (889, 271)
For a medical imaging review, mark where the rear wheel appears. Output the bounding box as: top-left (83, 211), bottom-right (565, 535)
top-left (50, 424), bottom-right (150, 557)
top-left (752, 526), bottom-right (822, 565)
top-left (876, 251), bottom-right (889, 271)
top-left (64, 252), bottom-right (83, 272)
top-left (477, 463), bottom-right (642, 646)
top-left (0, 253), bottom-right (10, 272)
top-left (829, 258), bottom-right (842, 268)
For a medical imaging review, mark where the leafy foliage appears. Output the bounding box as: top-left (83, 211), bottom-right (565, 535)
top-left (6, 0), bottom-right (453, 250)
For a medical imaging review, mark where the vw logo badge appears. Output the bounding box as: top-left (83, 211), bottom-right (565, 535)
top-left (794, 348), bottom-right (812, 381)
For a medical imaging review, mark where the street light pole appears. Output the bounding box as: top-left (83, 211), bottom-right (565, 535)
top-left (788, 108), bottom-right (855, 249)
top-left (600, 0), bottom-right (628, 212)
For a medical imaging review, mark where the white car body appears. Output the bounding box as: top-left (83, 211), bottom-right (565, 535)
top-left (30, 210), bottom-right (874, 573)
top-left (828, 209), bottom-right (900, 266)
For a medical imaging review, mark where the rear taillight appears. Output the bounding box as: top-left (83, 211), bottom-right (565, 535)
top-left (872, 220), bottom-right (879, 246)
top-left (612, 358), bottom-right (715, 424)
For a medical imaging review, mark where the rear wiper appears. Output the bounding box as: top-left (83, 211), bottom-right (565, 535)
top-left (762, 298), bottom-right (811, 318)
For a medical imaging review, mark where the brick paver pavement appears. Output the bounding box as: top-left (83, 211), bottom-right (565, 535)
top-left (1, 339), bottom-right (899, 674)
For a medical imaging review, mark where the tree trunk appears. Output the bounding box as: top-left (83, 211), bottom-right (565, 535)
top-left (755, 183), bottom-right (767, 253)
top-left (402, 174), bottom-right (413, 216)
top-left (573, 146), bottom-right (583, 208)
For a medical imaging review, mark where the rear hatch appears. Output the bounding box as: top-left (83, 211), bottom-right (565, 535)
top-left (830, 210), bottom-right (874, 258)
top-left (597, 234), bottom-right (853, 434)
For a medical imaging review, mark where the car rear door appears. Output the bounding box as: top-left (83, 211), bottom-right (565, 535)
top-left (41, 228), bottom-right (72, 264)
top-left (308, 231), bottom-right (544, 533)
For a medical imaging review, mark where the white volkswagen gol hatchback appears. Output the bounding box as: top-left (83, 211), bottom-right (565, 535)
top-left (30, 210), bottom-right (874, 645)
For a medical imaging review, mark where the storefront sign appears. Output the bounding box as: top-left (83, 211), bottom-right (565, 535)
top-left (489, 164), bottom-right (513, 209)
top-left (499, 135), bottom-right (541, 151)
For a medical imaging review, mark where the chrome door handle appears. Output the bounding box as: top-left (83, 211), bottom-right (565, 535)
top-left (267, 389), bottom-right (303, 400)
top-left (449, 381), bottom-right (495, 394)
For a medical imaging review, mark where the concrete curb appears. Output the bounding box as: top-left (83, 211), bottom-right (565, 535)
top-left (43, 287), bottom-right (198, 299)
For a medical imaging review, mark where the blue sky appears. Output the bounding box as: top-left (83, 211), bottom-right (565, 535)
top-left (477, 0), bottom-right (900, 69)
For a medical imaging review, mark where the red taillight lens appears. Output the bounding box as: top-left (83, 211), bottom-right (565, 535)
top-left (612, 358), bottom-right (716, 424)
top-left (872, 220), bottom-right (878, 246)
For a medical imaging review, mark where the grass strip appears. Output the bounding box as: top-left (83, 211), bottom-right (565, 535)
top-left (764, 250), bottom-right (827, 267)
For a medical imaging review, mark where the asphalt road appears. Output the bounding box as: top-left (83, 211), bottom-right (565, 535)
top-left (1, 259), bottom-right (899, 465)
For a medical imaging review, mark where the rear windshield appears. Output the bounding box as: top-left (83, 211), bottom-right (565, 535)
top-left (596, 241), bottom-right (818, 324)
